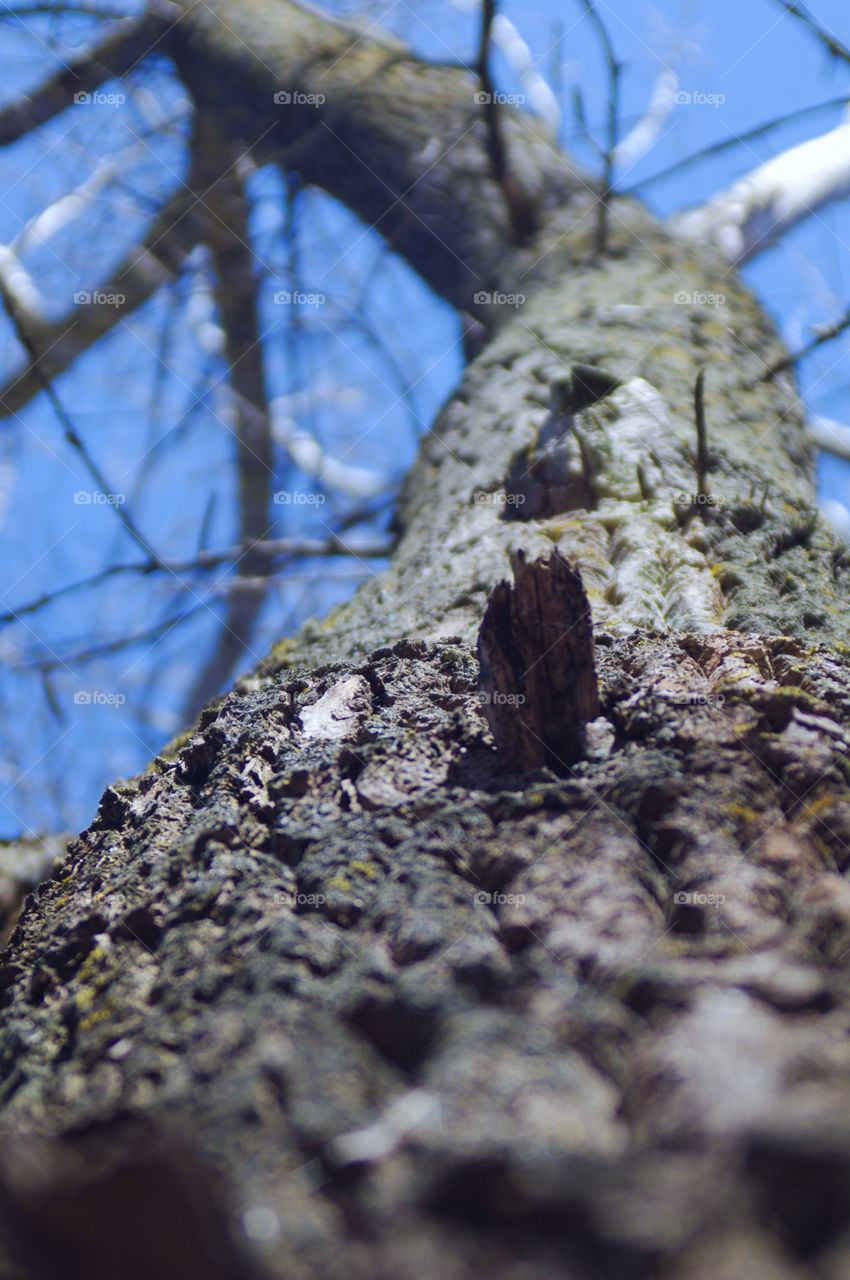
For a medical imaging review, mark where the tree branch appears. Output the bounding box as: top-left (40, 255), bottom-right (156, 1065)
top-left (474, 0), bottom-right (536, 243)
top-left (166, 0), bottom-right (597, 316)
top-left (182, 124), bottom-right (275, 720)
top-left (0, 12), bottom-right (168, 146)
top-left (0, 273), bottom-right (162, 561)
top-left (763, 304), bottom-right (850, 380)
top-left (671, 117), bottom-right (850, 265)
top-left (0, 173), bottom-right (204, 422)
top-left (579, 0), bottom-right (621, 256)
top-left (775, 0), bottom-right (850, 64)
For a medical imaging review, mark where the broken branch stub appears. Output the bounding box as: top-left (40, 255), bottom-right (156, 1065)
top-left (476, 550), bottom-right (600, 772)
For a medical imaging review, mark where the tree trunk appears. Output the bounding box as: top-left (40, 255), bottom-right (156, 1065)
top-left (3, 5), bottom-right (850, 1279)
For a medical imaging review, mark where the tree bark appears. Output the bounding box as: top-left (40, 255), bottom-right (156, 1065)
top-left (3, 4), bottom-right (850, 1279)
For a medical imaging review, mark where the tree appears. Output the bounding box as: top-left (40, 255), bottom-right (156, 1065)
top-left (2, 2), bottom-right (850, 1277)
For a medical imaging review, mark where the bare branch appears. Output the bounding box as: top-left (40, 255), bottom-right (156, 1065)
top-left (613, 68), bottom-right (678, 171)
top-left (627, 96), bottom-right (850, 194)
top-left (763, 304), bottom-right (850, 380)
top-left (0, 104), bottom-right (190, 334)
top-left (578, 0), bottom-right (621, 256)
top-left (15, 107), bottom-right (190, 260)
top-left (490, 13), bottom-right (560, 137)
top-left (0, 534), bottom-right (391, 629)
top-left (694, 367), bottom-right (709, 502)
top-left (809, 415), bottom-right (850, 463)
top-left (475, 0), bottom-right (536, 243)
top-left (0, 13), bottom-right (168, 146)
top-left (8, 0), bottom-right (591, 333)
top-left (0, 273), bottom-right (162, 562)
top-left (671, 117), bottom-right (850, 265)
top-left (0, 181), bottom-right (202, 421)
top-left (822, 496), bottom-right (850, 539)
top-left (775, 1), bottom-right (850, 64)
top-left (18, 601), bottom-right (207, 671)
top-left (182, 126), bottom-right (275, 720)
top-left (1, 2), bottom-right (131, 16)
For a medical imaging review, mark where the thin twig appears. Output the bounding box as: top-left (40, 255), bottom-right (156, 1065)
top-left (624, 96), bottom-right (850, 194)
top-left (475, 0), bottom-right (534, 242)
top-left (0, 277), bottom-right (164, 564)
top-left (182, 125), bottom-right (276, 719)
top-left (571, 85), bottom-right (604, 160)
top-left (775, 1), bottom-right (850, 64)
top-left (579, 0), bottom-right (620, 256)
top-left (0, 16), bottom-right (162, 146)
top-left (763, 306), bottom-right (850, 380)
top-left (1, 1), bottom-right (131, 14)
top-left (694, 367), bottom-right (708, 501)
top-left (0, 182), bottom-right (201, 422)
top-left (19, 602), bottom-right (209, 671)
top-left (0, 524), bottom-right (392, 628)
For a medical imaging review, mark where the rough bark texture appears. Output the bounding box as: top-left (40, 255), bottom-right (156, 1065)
top-left (3, 4), bottom-right (850, 1279)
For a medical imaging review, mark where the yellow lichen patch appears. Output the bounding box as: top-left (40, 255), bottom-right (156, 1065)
top-left (726, 802), bottom-right (761, 827)
top-left (78, 1001), bottom-right (115, 1034)
top-left (73, 943), bottom-right (121, 1033)
top-left (348, 860), bottom-right (379, 881)
top-left (804, 791), bottom-right (838, 819)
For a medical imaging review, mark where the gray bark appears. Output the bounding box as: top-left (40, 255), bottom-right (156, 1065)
top-left (3, 5), bottom-right (850, 1279)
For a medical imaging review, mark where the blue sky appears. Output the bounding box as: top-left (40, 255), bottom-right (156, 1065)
top-left (1, 0), bottom-right (849, 837)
